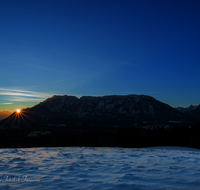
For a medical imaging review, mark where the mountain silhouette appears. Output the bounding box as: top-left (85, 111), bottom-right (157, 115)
top-left (0, 94), bottom-right (189, 128)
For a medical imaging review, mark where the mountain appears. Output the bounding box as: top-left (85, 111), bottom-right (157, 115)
top-left (175, 105), bottom-right (198, 113)
top-left (1, 94), bottom-right (200, 148)
top-left (175, 105), bottom-right (200, 122)
top-left (0, 94), bottom-right (185, 128)
top-left (187, 104), bottom-right (200, 121)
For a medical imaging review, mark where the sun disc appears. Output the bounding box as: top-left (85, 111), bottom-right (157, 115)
top-left (16, 109), bottom-right (21, 113)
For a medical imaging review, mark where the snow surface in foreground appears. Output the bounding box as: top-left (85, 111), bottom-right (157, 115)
top-left (0, 146), bottom-right (200, 189)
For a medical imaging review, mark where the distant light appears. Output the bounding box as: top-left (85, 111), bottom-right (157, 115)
top-left (16, 109), bottom-right (21, 113)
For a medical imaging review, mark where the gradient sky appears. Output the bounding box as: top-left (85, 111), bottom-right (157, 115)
top-left (0, 0), bottom-right (200, 111)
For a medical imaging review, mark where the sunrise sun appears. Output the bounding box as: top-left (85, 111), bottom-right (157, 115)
top-left (16, 109), bottom-right (21, 113)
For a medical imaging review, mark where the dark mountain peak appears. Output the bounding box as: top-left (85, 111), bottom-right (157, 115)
top-left (32, 95), bottom-right (79, 113)
top-left (189, 104), bottom-right (200, 115)
top-left (0, 94), bottom-right (190, 128)
top-left (188, 105), bottom-right (198, 110)
top-left (17, 94), bottom-right (183, 125)
top-left (42, 95), bottom-right (78, 103)
top-left (175, 105), bottom-right (198, 114)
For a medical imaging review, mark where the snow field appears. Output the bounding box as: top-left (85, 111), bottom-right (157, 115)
top-left (0, 146), bottom-right (200, 189)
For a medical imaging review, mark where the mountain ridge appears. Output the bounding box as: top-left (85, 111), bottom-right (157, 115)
top-left (1, 94), bottom-right (199, 128)
top-left (175, 105), bottom-right (198, 113)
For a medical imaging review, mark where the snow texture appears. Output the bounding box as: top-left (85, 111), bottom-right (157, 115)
top-left (0, 146), bottom-right (200, 189)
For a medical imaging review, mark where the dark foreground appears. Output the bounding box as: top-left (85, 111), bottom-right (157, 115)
top-left (0, 121), bottom-right (200, 149)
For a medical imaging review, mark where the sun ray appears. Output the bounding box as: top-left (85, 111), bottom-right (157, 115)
top-left (19, 113), bottom-right (31, 131)
top-left (17, 113), bottom-right (21, 130)
top-left (1, 108), bottom-right (38, 133)
top-left (20, 111), bottom-right (37, 124)
top-left (11, 114), bottom-right (18, 129)
top-left (2, 112), bottom-right (16, 128)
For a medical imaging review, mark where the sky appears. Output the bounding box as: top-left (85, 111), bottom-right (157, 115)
top-left (0, 0), bottom-right (200, 112)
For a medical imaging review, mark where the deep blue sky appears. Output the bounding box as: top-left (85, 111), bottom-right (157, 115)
top-left (0, 0), bottom-right (200, 111)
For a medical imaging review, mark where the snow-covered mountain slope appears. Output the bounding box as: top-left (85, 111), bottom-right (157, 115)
top-left (21, 94), bottom-right (183, 125)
